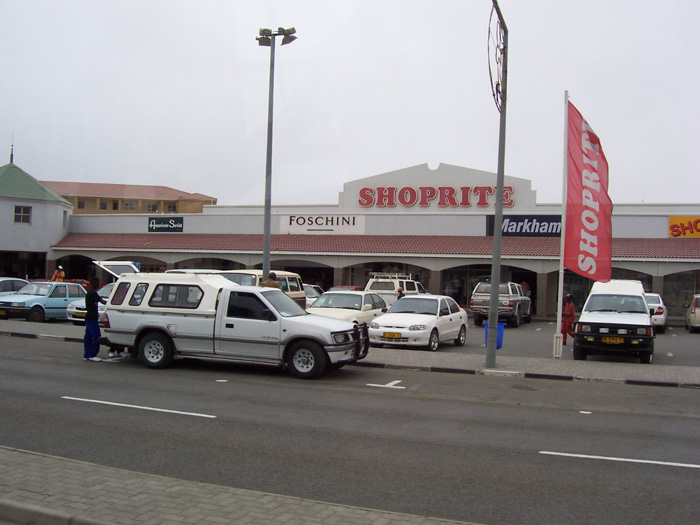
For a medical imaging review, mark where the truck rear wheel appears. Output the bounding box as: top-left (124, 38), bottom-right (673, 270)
top-left (138, 332), bottom-right (174, 369)
top-left (287, 341), bottom-right (327, 379)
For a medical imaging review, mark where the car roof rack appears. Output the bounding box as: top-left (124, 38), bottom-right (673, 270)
top-left (368, 272), bottom-right (412, 279)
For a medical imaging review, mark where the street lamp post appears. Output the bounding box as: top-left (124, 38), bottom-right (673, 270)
top-left (485, 1), bottom-right (508, 369)
top-left (257, 27), bottom-right (297, 278)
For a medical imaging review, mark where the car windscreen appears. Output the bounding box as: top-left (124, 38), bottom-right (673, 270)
top-left (261, 289), bottom-right (306, 317)
top-left (644, 294), bottom-right (661, 306)
top-left (388, 297), bottom-right (438, 315)
top-left (311, 293), bottom-right (362, 310)
top-left (221, 273), bottom-right (257, 286)
top-left (584, 294), bottom-right (648, 314)
top-left (303, 285), bottom-right (321, 298)
top-left (18, 283), bottom-right (52, 296)
top-left (474, 283), bottom-right (508, 294)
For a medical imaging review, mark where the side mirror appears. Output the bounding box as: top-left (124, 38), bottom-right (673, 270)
top-left (262, 309), bottom-right (277, 321)
top-left (650, 308), bottom-right (655, 316)
top-left (381, 307), bottom-right (388, 313)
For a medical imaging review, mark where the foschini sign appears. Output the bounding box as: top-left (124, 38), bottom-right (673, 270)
top-left (148, 217), bottom-right (184, 233)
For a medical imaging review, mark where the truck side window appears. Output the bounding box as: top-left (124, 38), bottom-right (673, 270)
top-left (129, 283), bottom-right (149, 306)
top-left (439, 299), bottom-right (450, 316)
top-left (287, 277), bottom-right (301, 292)
top-left (149, 284), bottom-right (203, 309)
top-left (227, 292), bottom-right (268, 320)
top-left (405, 281), bottom-right (416, 292)
top-left (111, 282), bottom-right (131, 305)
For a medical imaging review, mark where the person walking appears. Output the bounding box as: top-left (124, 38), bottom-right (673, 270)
top-left (562, 293), bottom-right (576, 345)
top-left (261, 272), bottom-right (281, 289)
top-left (83, 277), bottom-right (106, 362)
top-left (50, 265), bottom-right (65, 282)
top-left (397, 287), bottom-right (405, 300)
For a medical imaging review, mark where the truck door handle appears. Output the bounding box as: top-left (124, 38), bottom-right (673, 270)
top-left (226, 323), bottom-right (234, 329)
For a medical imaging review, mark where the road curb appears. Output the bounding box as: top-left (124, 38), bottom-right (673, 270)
top-left (0, 498), bottom-right (109, 525)
top-left (4, 329), bottom-right (700, 390)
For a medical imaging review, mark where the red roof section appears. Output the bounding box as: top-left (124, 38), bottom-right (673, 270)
top-left (52, 233), bottom-right (700, 259)
top-left (40, 181), bottom-right (215, 202)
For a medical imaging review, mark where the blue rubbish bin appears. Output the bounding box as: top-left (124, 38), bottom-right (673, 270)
top-left (484, 322), bottom-right (505, 349)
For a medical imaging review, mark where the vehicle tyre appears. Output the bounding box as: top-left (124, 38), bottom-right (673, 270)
top-left (640, 352), bottom-right (653, 364)
top-left (287, 340), bottom-right (327, 379)
top-left (473, 317), bottom-right (483, 327)
top-left (426, 329), bottom-right (439, 352)
top-left (524, 307), bottom-right (532, 323)
top-left (454, 325), bottom-right (467, 346)
top-left (510, 312), bottom-right (520, 328)
top-left (138, 332), bottom-right (174, 369)
top-left (656, 325), bottom-right (666, 334)
top-left (572, 343), bottom-right (586, 361)
top-left (27, 306), bottom-right (45, 323)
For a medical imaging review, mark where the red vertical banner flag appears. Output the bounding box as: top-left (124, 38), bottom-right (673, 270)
top-left (564, 101), bottom-right (613, 282)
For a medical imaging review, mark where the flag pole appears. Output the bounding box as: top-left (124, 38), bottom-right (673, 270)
top-left (553, 90), bottom-right (569, 359)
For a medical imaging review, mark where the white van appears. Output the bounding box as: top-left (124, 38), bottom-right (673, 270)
top-left (574, 280), bottom-right (655, 363)
top-left (364, 273), bottom-right (428, 307)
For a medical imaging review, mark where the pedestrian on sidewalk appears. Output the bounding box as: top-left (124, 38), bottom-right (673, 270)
top-left (83, 277), bottom-right (106, 362)
top-left (562, 293), bottom-right (575, 345)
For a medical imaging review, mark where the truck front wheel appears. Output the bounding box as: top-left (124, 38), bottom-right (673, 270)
top-left (287, 341), bottom-right (327, 379)
top-left (138, 333), bottom-right (174, 369)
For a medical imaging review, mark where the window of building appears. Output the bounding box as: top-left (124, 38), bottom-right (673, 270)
top-left (147, 204), bottom-right (159, 212)
top-left (167, 204), bottom-right (177, 213)
top-left (124, 202), bottom-right (136, 211)
top-left (63, 210), bottom-right (68, 228)
top-left (14, 206), bottom-right (31, 224)
top-left (77, 201), bottom-right (85, 209)
top-left (99, 202), bottom-right (107, 210)
top-left (112, 201), bottom-right (119, 211)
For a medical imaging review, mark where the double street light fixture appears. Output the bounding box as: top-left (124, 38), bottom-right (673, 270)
top-left (257, 26), bottom-right (297, 279)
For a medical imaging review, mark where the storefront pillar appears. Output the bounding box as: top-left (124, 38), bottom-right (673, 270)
top-left (652, 275), bottom-right (664, 295)
top-left (428, 270), bottom-right (441, 295)
top-left (333, 267), bottom-right (343, 287)
top-left (536, 272), bottom-right (548, 318)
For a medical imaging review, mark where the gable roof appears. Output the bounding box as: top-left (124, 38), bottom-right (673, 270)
top-left (0, 163), bottom-right (72, 205)
top-left (51, 233), bottom-right (700, 262)
top-left (39, 181), bottom-right (216, 202)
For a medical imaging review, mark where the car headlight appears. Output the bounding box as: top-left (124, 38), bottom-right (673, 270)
top-left (577, 324), bottom-right (591, 333)
top-left (10, 302), bottom-right (26, 307)
top-left (333, 332), bottom-right (352, 344)
top-left (409, 324), bottom-right (426, 331)
top-left (370, 322), bottom-right (380, 329)
top-left (637, 327), bottom-right (650, 335)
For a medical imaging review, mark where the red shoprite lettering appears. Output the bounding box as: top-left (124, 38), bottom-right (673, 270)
top-left (670, 219), bottom-right (700, 237)
top-left (357, 186), bottom-right (514, 208)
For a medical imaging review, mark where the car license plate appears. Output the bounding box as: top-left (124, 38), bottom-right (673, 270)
top-left (76, 312), bottom-right (85, 318)
top-left (602, 336), bottom-right (624, 344)
top-left (383, 332), bottom-right (401, 339)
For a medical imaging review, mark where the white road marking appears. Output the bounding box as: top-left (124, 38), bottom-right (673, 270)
top-left (216, 379), bottom-right (228, 383)
top-left (579, 411), bottom-right (592, 415)
top-left (667, 353), bottom-right (674, 357)
top-left (61, 396), bottom-right (216, 418)
top-left (535, 327), bottom-right (542, 331)
top-left (367, 380), bottom-right (406, 389)
top-left (540, 451), bottom-right (700, 469)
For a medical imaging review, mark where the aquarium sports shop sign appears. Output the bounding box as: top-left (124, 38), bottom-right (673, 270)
top-left (148, 217), bottom-right (184, 233)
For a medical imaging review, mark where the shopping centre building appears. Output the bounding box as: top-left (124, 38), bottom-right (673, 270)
top-left (3, 162), bottom-right (699, 318)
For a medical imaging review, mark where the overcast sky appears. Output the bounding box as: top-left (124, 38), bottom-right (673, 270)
top-left (1, 1), bottom-right (698, 207)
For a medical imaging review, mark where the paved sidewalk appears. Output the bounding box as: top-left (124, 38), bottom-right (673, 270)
top-left (0, 447), bottom-right (474, 525)
top-left (2, 318), bottom-right (700, 524)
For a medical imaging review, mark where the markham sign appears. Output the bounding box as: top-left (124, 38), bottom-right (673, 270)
top-left (487, 215), bottom-right (562, 237)
top-left (357, 185), bottom-right (515, 208)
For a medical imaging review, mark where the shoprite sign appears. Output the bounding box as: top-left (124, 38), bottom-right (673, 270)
top-left (669, 216), bottom-right (700, 238)
top-left (148, 217), bottom-right (184, 233)
top-left (358, 185), bottom-right (515, 208)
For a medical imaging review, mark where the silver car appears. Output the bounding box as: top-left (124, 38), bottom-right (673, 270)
top-left (0, 277), bottom-right (29, 296)
top-left (67, 282), bottom-right (115, 325)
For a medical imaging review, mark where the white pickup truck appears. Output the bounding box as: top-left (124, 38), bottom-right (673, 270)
top-left (103, 273), bottom-right (369, 378)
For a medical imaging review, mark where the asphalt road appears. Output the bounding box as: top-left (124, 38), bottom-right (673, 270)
top-left (2, 335), bottom-right (700, 524)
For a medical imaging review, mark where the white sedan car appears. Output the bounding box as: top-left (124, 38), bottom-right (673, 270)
top-left (307, 290), bottom-right (387, 325)
top-left (67, 282), bottom-right (115, 325)
top-left (369, 295), bottom-right (468, 351)
top-left (644, 293), bottom-right (667, 333)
